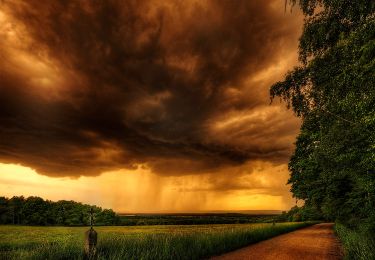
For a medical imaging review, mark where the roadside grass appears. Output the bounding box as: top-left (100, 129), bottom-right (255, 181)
top-left (335, 223), bottom-right (375, 260)
top-left (0, 222), bottom-right (314, 260)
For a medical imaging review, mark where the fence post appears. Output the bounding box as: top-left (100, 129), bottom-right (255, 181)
top-left (84, 207), bottom-right (97, 259)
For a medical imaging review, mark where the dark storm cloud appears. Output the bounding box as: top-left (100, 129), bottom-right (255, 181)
top-left (0, 0), bottom-right (302, 176)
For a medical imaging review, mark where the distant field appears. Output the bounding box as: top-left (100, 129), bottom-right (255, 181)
top-left (118, 213), bottom-right (280, 225)
top-left (0, 222), bottom-right (314, 259)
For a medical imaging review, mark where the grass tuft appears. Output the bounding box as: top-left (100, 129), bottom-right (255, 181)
top-left (335, 223), bottom-right (375, 260)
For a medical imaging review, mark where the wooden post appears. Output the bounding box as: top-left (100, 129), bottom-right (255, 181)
top-left (84, 207), bottom-right (97, 259)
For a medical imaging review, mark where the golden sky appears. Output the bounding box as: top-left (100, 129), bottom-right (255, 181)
top-left (0, 0), bottom-right (303, 212)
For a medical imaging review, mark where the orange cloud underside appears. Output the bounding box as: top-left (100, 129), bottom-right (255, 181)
top-left (0, 163), bottom-right (295, 212)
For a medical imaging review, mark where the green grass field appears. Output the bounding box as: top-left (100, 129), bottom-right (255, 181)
top-left (0, 222), bottom-right (313, 259)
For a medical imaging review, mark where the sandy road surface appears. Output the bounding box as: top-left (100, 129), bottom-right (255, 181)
top-left (212, 223), bottom-right (343, 260)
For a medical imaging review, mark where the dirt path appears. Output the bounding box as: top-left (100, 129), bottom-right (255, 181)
top-left (212, 223), bottom-right (343, 260)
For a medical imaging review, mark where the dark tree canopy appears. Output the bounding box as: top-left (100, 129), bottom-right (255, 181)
top-left (271, 0), bottom-right (375, 229)
top-left (0, 196), bottom-right (119, 226)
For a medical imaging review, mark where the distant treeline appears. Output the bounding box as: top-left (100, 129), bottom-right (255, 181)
top-left (0, 196), bottom-right (119, 226)
top-left (0, 196), bottom-right (290, 226)
top-left (118, 214), bottom-right (279, 226)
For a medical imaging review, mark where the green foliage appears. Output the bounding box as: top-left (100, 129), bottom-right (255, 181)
top-left (335, 223), bottom-right (375, 260)
top-left (271, 1), bottom-right (375, 227)
top-left (0, 222), bottom-right (313, 260)
top-left (0, 196), bottom-right (119, 226)
top-left (278, 205), bottom-right (323, 222)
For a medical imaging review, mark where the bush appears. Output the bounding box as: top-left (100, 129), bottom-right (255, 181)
top-left (335, 223), bottom-right (375, 260)
top-left (278, 205), bottom-right (323, 222)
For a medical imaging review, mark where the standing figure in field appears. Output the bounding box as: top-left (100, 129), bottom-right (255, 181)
top-left (84, 207), bottom-right (97, 259)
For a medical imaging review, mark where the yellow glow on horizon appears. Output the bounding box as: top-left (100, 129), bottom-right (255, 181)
top-left (0, 162), bottom-right (296, 213)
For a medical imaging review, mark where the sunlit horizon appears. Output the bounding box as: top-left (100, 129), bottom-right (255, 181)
top-left (0, 162), bottom-right (299, 213)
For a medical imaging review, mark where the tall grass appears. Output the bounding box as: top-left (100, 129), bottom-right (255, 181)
top-left (1, 222), bottom-right (312, 260)
top-left (335, 223), bottom-right (375, 260)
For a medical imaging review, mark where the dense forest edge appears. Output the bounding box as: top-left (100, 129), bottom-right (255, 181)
top-left (271, 1), bottom-right (374, 259)
top-left (0, 196), bottom-right (119, 226)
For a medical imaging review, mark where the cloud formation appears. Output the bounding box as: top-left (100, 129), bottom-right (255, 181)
top-left (0, 0), bottom-right (302, 177)
top-left (0, 162), bottom-right (297, 212)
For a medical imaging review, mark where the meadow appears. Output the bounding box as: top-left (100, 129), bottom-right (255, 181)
top-left (0, 222), bottom-right (312, 259)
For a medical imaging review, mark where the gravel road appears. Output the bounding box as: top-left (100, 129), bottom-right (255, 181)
top-left (212, 223), bottom-right (343, 260)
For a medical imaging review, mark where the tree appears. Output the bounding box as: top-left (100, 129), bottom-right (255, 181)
top-left (0, 196), bottom-right (119, 226)
top-left (9, 196), bottom-right (25, 224)
top-left (271, 1), bottom-right (374, 228)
